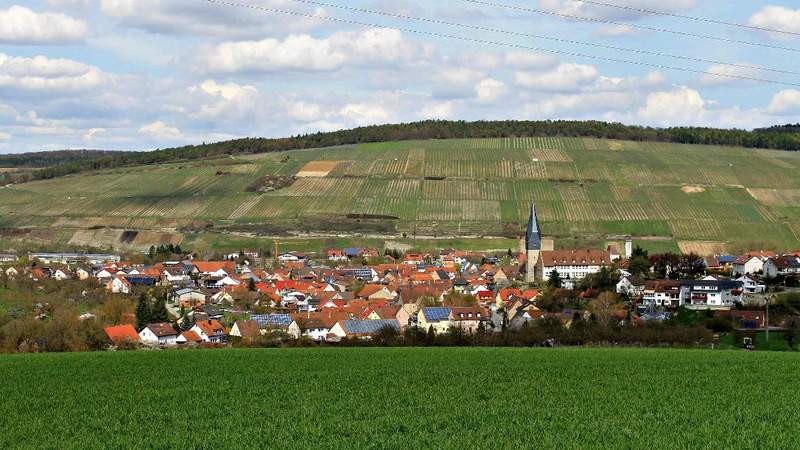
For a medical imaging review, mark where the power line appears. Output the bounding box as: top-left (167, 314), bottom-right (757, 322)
top-left (202, 0), bottom-right (800, 87)
top-left (571, 0), bottom-right (800, 37)
top-left (286, 0), bottom-right (800, 77)
top-left (459, 0), bottom-right (800, 53)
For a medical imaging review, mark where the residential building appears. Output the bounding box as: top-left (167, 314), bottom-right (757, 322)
top-left (139, 323), bottom-right (179, 346)
top-left (191, 319), bottom-right (228, 343)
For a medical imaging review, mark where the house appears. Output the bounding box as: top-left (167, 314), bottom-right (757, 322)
top-left (104, 324), bottom-right (140, 346)
top-left (251, 313), bottom-right (293, 333)
top-left (139, 323), bottom-right (179, 346)
top-left (230, 320), bottom-right (262, 339)
top-left (763, 256), bottom-right (800, 279)
top-left (326, 248), bottom-right (347, 261)
top-left (193, 261), bottom-right (235, 277)
top-left (538, 249), bottom-right (613, 283)
top-left (681, 279), bottom-right (743, 308)
top-left (107, 276), bottom-right (131, 294)
top-left (417, 307), bottom-right (452, 334)
top-left (278, 252), bottom-right (306, 263)
top-left (191, 319), bottom-right (228, 343)
top-left (355, 284), bottom-right (395, 301)
top-left (642, 280), bottom-right (683, 308)
top-left (736, 275), bottom-right (765, 294)
top-left (449, 307), bottom-right (485, 333)
top-left (52, 268), bottom-right (71, 281)
top-left (732, 255), bottom-right (768, 276)
top-left (616, 275), bottom-right (645, 297)
top-left (176, 330), bottom-right (203, 345)
top-left (172, 288), bottom-right (207, 308)
top-left (70, 267), bottom-right (89, 280)
top-left (329, 319), bottom-right (401, 339)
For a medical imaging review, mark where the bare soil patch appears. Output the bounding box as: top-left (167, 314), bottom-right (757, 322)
top-left (681, 186), bottom-right (706, 194)
top-left (678, 240), bottom-right (725, 256)
top-left (297, 161), bottom-right (340, 177)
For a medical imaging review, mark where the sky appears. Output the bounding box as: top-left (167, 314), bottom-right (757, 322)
top-left (1, 0), bottom-right (800, 153)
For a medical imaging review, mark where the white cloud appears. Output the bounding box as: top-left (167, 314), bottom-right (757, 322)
top-left (638, 87), bottom-right (706, 126)
top-left (768, 90), bottom-right (800, 115)
top-left (0, 5), bottom-right (87, 45)
top-left (82, 128), bottom-right (106, 141)
top-left (339, 103), bottom-right (391, 126)
top-left (700, 64), bottom-right (762, 86)
top-left (475, 78), bottom-right (507, 104)
top-left (419, 101), bottom-right (454, 119)
top-left (515, 63), bottom-right (598, 92)
top-left (504, 51), bottom-right (559, 69)
top-left (201, 29), bottom-right (427, 74)
top-left (595, 25), bottom-right (638, 37)
top-left (0, 132), bottom-right (10, 142)
top-left (188, 80), bottom-right (258, 120)
top-left (287, 101), bottom-right (322, 122)
top-left (538, 0), bottom-right (697, 21)
top-left (749, 6), bottom-right (800, 39)
top-left (100, 0), bottom-right (324, 37)
top-left (139, 121), bottom-right (182, 140)
top-left (0, 53), bottom-right (107, 92)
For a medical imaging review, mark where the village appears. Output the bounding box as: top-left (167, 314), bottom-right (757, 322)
top-left (1, 219), bottom-right (799, 351)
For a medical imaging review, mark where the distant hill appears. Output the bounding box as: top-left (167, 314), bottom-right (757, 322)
top-left (4, 120), bottom-right (800, 184)
top-left (755, 124), bottom-right (800, 134)
top-left (0, 149), bottom-right (128, 168)
top-left (0, 135), bottom-right (798, 254)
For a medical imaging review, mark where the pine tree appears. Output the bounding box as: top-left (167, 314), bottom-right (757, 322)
top-left (135, 294), bottom-right (151, 331)
top-left (547, 269), bottom-right (562, 289)
top-left (150, 297), bottom-right (169, 324)
top-left (180, 311), bottom-right (195, 331)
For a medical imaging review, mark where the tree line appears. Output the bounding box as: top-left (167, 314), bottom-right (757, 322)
top-left (4, 120), bottom-right (800, 184)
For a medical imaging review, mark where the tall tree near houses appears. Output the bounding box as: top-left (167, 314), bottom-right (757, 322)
top-left (135, 294), bottom-right (151, 331)
top-left (547, 269), bottom-right (562, 289)
top-left (150, 297), bottom-right (169, 324)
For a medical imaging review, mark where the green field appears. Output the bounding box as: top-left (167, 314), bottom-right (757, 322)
top-left (1, 137), bottom-right (799, 253)
top-left (0, 347), bottom-right (798, 448)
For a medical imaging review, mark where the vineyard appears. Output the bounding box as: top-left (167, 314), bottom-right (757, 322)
top-left (0, 348), bottom-right (798, 448)
top-left (1, 137), bottom-right (800, 252)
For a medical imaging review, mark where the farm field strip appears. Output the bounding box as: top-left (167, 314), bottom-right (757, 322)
top-left (1, 348), bottom-right (798, 449)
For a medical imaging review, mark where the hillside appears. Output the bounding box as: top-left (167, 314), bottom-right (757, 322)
top-left (1, 136), bottom-right (799, 254)
top-left (3, 120), bottom-right (800, 186)
top-left (0, 348), bottom-right (797, 448)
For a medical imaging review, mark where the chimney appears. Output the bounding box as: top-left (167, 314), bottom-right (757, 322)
top-left (625, 237), bottom-right (633, 259)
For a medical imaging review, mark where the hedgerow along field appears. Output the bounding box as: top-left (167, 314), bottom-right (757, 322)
top-left (0, 347), bottom-right (798, 448)
top-left (1, 137), bottom-right (800, 253)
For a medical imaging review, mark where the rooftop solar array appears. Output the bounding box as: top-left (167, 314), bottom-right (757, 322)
top-left (251, 314), bottom-right (293, 327)
top-left (423, 307), bottom-right (451, 322)
top-left (343, 319), bottom-right (400, 334)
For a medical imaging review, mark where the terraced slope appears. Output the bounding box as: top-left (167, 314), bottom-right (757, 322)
top-left (1, 137), bottom-right (799, 253)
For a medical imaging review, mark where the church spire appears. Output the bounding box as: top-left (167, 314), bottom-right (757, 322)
top-left (526, 203), bottom-right (541, 251)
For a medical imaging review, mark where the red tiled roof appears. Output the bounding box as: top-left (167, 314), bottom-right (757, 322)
top-left (104, 325), bottom-right (140, 344)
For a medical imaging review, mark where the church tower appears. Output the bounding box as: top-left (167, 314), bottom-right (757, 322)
top-left (525, 203), bottom-right (542, 283)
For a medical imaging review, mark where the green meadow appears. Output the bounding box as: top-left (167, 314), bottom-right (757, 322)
top-left (0, 347), bottom-right (798, 449)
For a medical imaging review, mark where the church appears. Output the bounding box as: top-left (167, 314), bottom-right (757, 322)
top-left (524, 202), bottom-right (621, 284)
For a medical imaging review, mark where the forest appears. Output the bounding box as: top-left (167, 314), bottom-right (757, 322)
top-left (3, 120), bottom-right (800, 184)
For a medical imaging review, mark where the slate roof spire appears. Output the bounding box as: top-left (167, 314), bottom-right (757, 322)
top-left (526, 203), bottom-right (541, 251)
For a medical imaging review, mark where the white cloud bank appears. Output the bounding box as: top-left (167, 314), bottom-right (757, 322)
top-left (0, 5), bottom-right (87, 45)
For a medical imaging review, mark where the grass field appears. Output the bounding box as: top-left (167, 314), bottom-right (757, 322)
top-left (0, 347), bottom-right (798, 448)
top-left (1, 137), bottom-right (799, 253)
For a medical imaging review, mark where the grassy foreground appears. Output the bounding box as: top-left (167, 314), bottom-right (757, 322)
top-left (0, 347), bottom-right (798, 449)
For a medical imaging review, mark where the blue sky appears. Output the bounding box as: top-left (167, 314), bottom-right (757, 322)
top-left (1, 0), bottom-right (799, 153)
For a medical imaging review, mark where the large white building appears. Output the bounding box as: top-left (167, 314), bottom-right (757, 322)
top-left (539, 249), bottom-right (614, 284)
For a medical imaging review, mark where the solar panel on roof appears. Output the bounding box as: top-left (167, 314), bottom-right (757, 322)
top-left (423, 307), bottom-right (451, 322)
top-left (343, 320), bottom-right (400, 334)
top-left (251, 313), bottom-right (292, 327)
